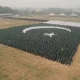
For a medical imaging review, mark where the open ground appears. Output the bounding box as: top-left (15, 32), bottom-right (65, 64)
top-left (19, 15), bottom-right (80, 23)
top-left (0, 17), bottom-right (80, 80)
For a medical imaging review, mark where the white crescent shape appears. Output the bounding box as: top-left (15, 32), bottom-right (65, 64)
top-left (23, 26), bottom-right (71, 33)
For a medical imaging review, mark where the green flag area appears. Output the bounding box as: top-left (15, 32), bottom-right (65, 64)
top-left (0, 23), bottom-right (80, 65)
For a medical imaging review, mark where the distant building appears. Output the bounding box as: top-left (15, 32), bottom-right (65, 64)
top-left (36, 9), bottom-right (43, 12)
top-left (48, 13), bottom-right (56, 17)
top-left (0, 13), bottom-right (14, 18)
top-left (14, 15), bottom-right (19, 17)
top-left (58, 13), bottom-right (66, 17)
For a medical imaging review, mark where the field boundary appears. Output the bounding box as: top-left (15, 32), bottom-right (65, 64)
top-left (4, 17), bottom-right (48, 22)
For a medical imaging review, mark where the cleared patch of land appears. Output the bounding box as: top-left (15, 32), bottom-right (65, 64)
top-left (0, 19), bottom-right (39, 29)
top-left (0, 18), bottom-right (80, 80)
top-left (20, 15), bottom-right (80, 23)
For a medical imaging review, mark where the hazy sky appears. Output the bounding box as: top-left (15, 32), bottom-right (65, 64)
top-left (0, 0), bottom-right (80, 8)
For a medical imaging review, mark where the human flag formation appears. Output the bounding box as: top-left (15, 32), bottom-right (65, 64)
top-left (0, 23), bottom-right (80, 65)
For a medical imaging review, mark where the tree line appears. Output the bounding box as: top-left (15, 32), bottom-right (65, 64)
top-left (0, 6), bottom-right (80, 16)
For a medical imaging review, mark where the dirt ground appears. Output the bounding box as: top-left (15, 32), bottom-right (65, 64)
top-left (19, 15), bottom-right (80, 23)
top-left (0, 19), bottom-right (39, 29)
top-left (0, 44), bottom-right (80, 80)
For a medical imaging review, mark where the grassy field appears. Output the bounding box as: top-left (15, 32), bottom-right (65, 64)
top-left (0, 18), bottom-right (80, 80)
top-left (20, 15), bottom-right (80, 23)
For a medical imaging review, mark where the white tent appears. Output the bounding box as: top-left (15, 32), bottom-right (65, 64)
top-left (48, 13), bottom-right (56, 17)
top-left (70, 13), bottom-right (78, 17)
top-left (59, 13), bottom-right (66, 17)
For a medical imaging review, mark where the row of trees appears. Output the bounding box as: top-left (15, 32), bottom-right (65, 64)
top-left (0, 24), bottom-right (80, 65)
top-left (0, 6), bottom-right (14, 14)
top-left (0, 6), bottom-right (80, 16)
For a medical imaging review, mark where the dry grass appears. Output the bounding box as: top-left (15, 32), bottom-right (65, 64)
top-left (0, 18), bottom-right (80, 80)
top-left (0, 44), bottom-right (80, 80)
top-left (0, 19), bottom-right (39, 29)
top-left (20, 15), bottom-right (80, 23)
